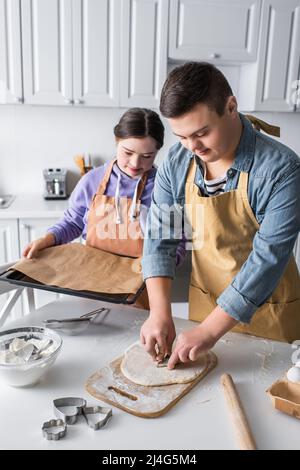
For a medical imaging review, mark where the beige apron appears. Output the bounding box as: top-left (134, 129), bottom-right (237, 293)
top-left (186, 157), bottom-right (300, 342)
top-left (86, 159), bottom-right (149, 309)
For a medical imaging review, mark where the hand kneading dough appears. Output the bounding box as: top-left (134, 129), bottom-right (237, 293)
top-left (121, 342), bottom-right (207, 386)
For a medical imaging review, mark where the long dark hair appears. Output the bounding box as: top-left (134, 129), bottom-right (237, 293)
top-left (114, 108), bottom-right (164, 149)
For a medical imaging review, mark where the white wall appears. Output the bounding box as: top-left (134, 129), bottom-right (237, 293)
top-left (0, 105), bottom-right (177, 195)
top-left (0, 104), bottom-right (300, 196)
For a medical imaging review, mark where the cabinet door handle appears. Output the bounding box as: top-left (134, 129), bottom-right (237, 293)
top-left (210, 53), bottom-right (221, 59)
top-left (64, 99), bottom-right (74, 105)
top-left (14, 97), bottom-right (24, 103)
top-left (74, 99), bottom-right (85, 105)
top-left (20, 223), bottom-right (30, 230)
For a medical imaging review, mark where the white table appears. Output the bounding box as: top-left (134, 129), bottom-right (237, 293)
top-left (0, 296), bottom-right (299, 450)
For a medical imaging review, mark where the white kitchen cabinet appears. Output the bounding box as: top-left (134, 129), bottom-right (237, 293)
top-left (18, 217), bottom-right (60, 252)
top-left (0, 219), bottom-right (20, 266)
top-left (120, 0), bottom-right (169, 108)
top-left (21, 0), bottom-right (73, 106)
top-left (254, 0), bottom-right (300, 111)
top-left (0, 219), bottom-right (21, 317)
top-left (19, 0), bottom-right (168, 108)
top-left (72, 0), bottom-right (120, 107)
top-left (0, 0), bottom-right (23, 105)
top-left (21, 0), bottom-right (121, 107)
top-left (168, 0), bottom-right (262, 63)
top-left (239, 0), bottom-right (300, 112)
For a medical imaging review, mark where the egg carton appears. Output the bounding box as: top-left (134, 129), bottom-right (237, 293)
top-left (266, 374), bottom-right (300, 420)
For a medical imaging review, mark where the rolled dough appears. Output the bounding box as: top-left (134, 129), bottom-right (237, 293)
top-left (120, 342), bottom-right (207, 386)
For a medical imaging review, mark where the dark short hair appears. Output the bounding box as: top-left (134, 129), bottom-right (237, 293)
top-left (114, 108), bottom-right (164, 149)
top-left (160, 62), bottom-right (233, 118)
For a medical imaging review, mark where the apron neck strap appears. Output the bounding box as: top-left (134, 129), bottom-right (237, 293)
top-left (135, 172), bottom-right (148, 201)
top-left (237, 171), bottom-right (249, 193)
top-left (187, 157), bottom-right (249, 195)
top-left (97, 159), bottom-right (117, 195)
top-left (186, 157), bottom-right (197, 184)
top-left (97, 158), bottom-right (149, 199)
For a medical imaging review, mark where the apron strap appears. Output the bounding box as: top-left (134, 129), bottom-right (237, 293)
top-left (245, 114), bottom-right (280, 137)
top-left (237, 171), bottom-right (249, 195)
top-left (128, 172), bottom-right (149, 221)
top-left (135, 172), bottom-right (148, 202)
top-left (96, 158), bottom-right (149, 201)
top-left (188, 156), bottom-right (249, 198)
top-left (186, 157), bottom-right (197, 185)
top-left (96, 159), bottom-right (117, 195)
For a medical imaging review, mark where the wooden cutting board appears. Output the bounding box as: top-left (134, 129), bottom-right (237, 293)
top-left (85, 351), bottom-right (217, 418)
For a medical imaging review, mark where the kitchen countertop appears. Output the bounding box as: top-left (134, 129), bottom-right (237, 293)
top-left (0, 296), bottom-right (299, 450)
top-left (0, 194), bottom-right (68, 219)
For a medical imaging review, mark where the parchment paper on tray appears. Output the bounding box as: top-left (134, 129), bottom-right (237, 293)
top-left (11, 243), bottom-right (143, 294)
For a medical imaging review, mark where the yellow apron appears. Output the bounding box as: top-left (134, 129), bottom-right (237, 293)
top-left (185, 157), bottom-right (300, 342)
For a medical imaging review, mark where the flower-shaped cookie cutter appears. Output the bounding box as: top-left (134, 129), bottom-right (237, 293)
top-left (42, 418), bottom-right (67, 440)
top-left (83, 405), bottom-right (113, 430)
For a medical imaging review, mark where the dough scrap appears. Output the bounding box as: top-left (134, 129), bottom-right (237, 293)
top-left (120, 342), bottom-right (207, 386)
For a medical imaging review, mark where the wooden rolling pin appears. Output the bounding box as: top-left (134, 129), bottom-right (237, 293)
top-left (220, 374), bottom-right (257, 450)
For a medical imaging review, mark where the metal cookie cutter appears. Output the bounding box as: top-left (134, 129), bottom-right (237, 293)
top-left (83, 405), bottom-right (112, 430)
top-left (53, 397), bottom-right (87, 424)
top-left (156, 354), bottom-right (170, 368)
top-left (42, 419), bottom-right (67, 440)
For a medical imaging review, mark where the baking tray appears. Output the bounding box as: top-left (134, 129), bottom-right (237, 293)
top-left (0, 268), bottom-right (145, 304)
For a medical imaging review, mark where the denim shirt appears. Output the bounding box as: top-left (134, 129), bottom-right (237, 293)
top-left (142, 113), bottom-right (300, 323)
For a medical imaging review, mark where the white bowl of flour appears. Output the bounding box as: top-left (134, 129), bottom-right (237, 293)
top-left (0, 326), bottom-right (62, 387)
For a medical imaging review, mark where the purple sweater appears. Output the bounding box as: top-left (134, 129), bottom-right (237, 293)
top-left (47, 160), bottom-right (186, 265)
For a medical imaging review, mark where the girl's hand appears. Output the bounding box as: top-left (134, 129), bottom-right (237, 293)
top-left (22, 233), bottom-right (55, 259)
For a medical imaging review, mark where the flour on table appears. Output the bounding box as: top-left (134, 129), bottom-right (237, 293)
top-left (120, 342), bottom-right (207, 386)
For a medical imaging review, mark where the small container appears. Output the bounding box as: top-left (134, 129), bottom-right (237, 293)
top-left (266, 380), bottom-right (300, 419)
top-left (0, 326), bottom-right (62, 387)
